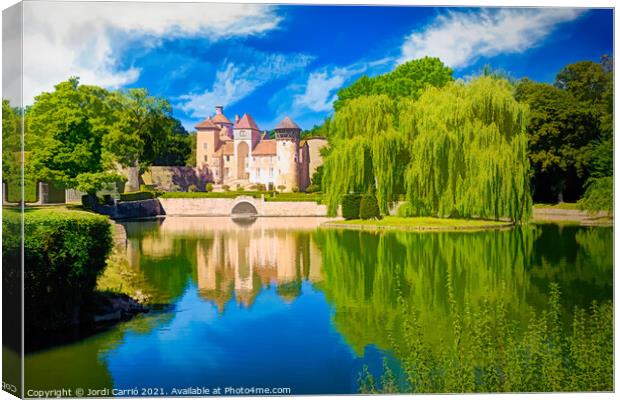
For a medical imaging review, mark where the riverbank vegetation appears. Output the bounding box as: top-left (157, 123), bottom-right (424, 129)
top-left (2, 78), bottom-right (193, 203)
top-left (358, 283), bottom-right (613, 393)
top-left (3, 207), bottom-right (113, 334)
top-left (320, 58), bottom-right (532, 223)
top-left (314, 56), bottom-right (613, 221)
top-left (313, 226), bottom-right (612, 393)
top-left (324, 216), bottom-right (511, 231)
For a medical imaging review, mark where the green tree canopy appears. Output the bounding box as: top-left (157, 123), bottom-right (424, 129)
top-left (28, 78), bottom-right (119, 191)
top-left (27, 77), bottom-right (190, 194)
top-left (333, 57), bottom-right (454, 111)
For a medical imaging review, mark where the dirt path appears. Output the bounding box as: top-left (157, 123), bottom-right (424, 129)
top-left (532, 208), bottom-right (612, 226)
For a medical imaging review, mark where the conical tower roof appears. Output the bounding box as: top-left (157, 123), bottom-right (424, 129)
top-left (275, 116), bottom-right (301, 131)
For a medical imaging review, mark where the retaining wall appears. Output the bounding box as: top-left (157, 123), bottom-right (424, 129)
top-left (158, 196), bottom-right (329, 217)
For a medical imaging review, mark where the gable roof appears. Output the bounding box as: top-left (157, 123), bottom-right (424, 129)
top-left (252, 140), bottom-right (276, 156)
top-left (275, 116), bottom-right (301, 131)
top-left (195, 117), bottom-right (219, 130)
top-left (235, 113), bottom-right (260, 130)
top-left (212, 113), bottom-right (232, 125)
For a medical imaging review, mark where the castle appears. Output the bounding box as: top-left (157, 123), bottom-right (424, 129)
top-left (195, 105), bottom-right (325, 192)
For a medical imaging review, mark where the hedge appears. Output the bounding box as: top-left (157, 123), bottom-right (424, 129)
top-left (3, 208), bottom-right (113, 333)
top-left (360, 194), bottom-right (381, 220)
top-left (341, 194), bottom-right (362, 220)
top-left (119, 191), bottom-right (155, 202)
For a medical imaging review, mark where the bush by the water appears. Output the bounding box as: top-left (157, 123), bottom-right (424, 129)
top-left (119, 190), bottom-right (155, 202)
top-left (358, 281), bottom-right (613, 393)
top-left (578, 177), bottom-right (613, 213)
top-left (342, 194), bottom-right (362, 220)
top-left (3, 208), bottom-right (113, 333)
top-left (360, 194), bottom-right (381, 220)
top-left (396, 202), bottom-right (415, 217)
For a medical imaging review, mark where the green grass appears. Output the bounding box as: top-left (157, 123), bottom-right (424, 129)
top-left (160, 191), bottom-right (267, 199)
top-left (329, 216), bottom-right (511, 229)
top-left (264, 193), bottom-right (322, 203)
top-left (533, 202), bottom-right (579, 210)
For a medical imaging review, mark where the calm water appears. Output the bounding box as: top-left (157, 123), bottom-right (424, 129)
top-left (25, 217), bottom-right (613, 395)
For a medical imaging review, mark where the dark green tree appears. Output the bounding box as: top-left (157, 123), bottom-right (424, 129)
top-left (333, 57), bottom-right (453, 111)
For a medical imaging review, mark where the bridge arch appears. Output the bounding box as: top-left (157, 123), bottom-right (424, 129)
top-left (231, 200), bottom-right (258, 216)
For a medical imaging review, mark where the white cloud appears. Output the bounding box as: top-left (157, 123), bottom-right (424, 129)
top-left (22, 2), bottom-right (282, 104)
top-left (293, 69), bottom-right (348, 112)
top-left (177, 53), bottom-right (314, 118)
top-left (399, 8), bottom-right (585, 68)
top-left (291, 57), bottom-right (392, 113)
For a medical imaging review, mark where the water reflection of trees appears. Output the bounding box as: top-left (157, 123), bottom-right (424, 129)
top-left (313, 226), bottom-right (612, 356)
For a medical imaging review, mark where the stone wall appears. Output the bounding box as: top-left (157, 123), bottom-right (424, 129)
top-left (141, 166), bottom-right (210, 192)
top-left (95, 199), bottom-right (164, 220)
top-left (158, 196), bottom-right (329, 217)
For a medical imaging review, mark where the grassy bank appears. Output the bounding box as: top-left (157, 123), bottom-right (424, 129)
top-left (323, 216), bottom-right (512, 231)
top-left (533, 202), bottom-right (579, 210)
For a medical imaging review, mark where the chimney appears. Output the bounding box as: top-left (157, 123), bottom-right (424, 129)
top-left (235, 114), bottom-right (240, 124)
top-left (215, 105), bottom-right (223, 115)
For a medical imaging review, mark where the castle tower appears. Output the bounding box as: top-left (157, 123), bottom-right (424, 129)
top-left (212, 105), bottom-right (233, 138)
top-left (274, 116), bottom-right (301, 191)
top-left (195, 117), bottom-right (221, 169)
top-left (233, 113), bottom-right (261, 181)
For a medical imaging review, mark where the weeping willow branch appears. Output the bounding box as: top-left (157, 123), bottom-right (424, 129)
top-left (322, 76), bottom-right (532, 222)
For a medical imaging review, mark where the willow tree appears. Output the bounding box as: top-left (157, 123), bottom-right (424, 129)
top-left (400, 77), bottom-right (531, 222)
top-left (322, 95), bottom-right (400, 214)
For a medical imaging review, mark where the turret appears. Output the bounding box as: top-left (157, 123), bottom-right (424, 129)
top-left (274, 116), bottom-right (302, 191)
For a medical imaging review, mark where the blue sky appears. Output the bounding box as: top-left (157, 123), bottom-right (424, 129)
top-left (21, 3), bottom-right (613, 131)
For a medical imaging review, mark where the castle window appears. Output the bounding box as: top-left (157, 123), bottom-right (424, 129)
top-left (204, 155), bottom-right (208, 162)
top-left (257, 168), bottom-right (261, 177)
top-left (203, 143), bottom-right (208, 150)
top-left (226, 155), bottom-right (230, 161)
top-left (269, 168), bottom-right (273, 178)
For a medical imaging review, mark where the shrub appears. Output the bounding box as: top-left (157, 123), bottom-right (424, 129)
top-left (222, 185), bottom-right (230, 192)
top-left (578, 177), bottom-right (613, 213)
top-left (277, 185), bottom-right (286, 192)
top-left (119, 191), bottom-right (155, 202)
top-left (305, 184), bottom-right (320, 193)
top-left (206, 183), bottom-right (214, 192)
top-left (3, 208), bottom-right (113, 333)
top-left (188, 184), bottom-right (198, 192)
top-left (341, 194), bottom-right (362, 220)
top-left (360, 194), bottom-right (381, 220)
top-left (292, 186), bottom-right (300, 193)
top-left (256, 183), bottom-right (267, 191)
top-left (396, 202), bottom-right (415, 217)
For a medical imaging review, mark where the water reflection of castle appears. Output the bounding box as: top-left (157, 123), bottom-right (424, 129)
top-left (128, 217), bottom-right (326, 311)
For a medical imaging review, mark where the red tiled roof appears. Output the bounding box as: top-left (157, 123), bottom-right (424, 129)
top-left (195, 117), bottom-right (219, 130)
top-left (275, 116), bottom-right (301, 131)
top-left (252, 140), bottom-right (276, 156)
top-left (235, 113), bottom-right (260, 130)
top-left (213, 113), bottom-right (232, 125)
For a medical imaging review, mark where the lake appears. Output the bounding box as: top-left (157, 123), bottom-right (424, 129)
top-left (25, 217), bottom-right (613, 395)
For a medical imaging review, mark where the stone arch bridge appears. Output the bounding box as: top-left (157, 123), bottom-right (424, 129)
top-left (158, 195), bottom-right (328, 217)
